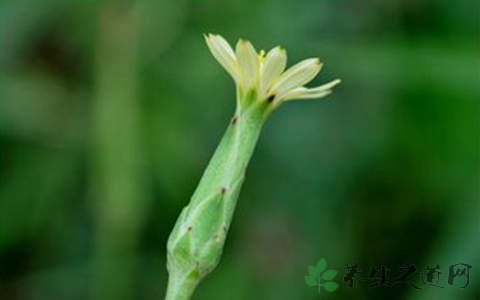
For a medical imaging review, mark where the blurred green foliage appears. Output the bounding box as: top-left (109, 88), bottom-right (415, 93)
top-left (0, 1), bottom-right (478, 299)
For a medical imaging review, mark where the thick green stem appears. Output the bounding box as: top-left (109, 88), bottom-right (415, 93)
top-left (165, 93), bottom-right (272, 299)
top-left (165, 267), bottom-right (199, 300)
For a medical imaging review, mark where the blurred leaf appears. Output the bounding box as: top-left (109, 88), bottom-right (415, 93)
top-left (322, 270), bottom-right (338, 281)
top-left (304, 276), bottom-right (317, 287)
top-left (0, 148), bottom-right (79, 246)
top-left (323, 281), bottom-right (339, 292)
top-left (317, 258), bottom-right (327, 273)
top-left (307, 266), bottom-right (318, 277)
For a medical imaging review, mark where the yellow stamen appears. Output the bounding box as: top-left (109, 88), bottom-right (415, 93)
top-left (259, 49), bottom-right (266, 63)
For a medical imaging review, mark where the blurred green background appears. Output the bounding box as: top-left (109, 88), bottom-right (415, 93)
top-left (1, 0), bottom-right (478, 299)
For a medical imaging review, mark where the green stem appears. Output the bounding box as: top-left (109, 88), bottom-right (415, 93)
top-left (91, 4), bottom-right (143, 300)
top-left (165, 268), bottom-right (199, 300)
top-left (165, 93), bottom-right (272, 299)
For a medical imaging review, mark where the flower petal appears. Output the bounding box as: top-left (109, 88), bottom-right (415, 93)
top-left (260, 46), bottom-right (287, 96)
top-left (282, 79), bottom-right (341, 101)
top-left (282, 88), bottom-right (331, 101)
top-left (235, 39), bottom-right (259, 88)
top-left (205, 34), bottom-right (240, 83)
top-left (306, 79), bottom-right (342, 93)
top-left (271, 58), bottom-right (322, 98)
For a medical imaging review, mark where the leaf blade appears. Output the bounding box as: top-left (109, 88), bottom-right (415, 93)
top-left (317, 258), bottom-right (327, 272)
top-left (322, 270), bottom-right (338, 280)
top-left (324, 281), bottom-right (339, 292)
top-left (305, 276), bottom-right (318, 287)
top-left (308, 266), bottom-right (318, 277)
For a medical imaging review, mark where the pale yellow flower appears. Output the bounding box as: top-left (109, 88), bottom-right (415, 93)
top-left (205, 33), bottom-right (341, 105)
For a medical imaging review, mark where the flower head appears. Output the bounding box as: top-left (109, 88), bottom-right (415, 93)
top-left (205, 33), bottom-right (341, 107)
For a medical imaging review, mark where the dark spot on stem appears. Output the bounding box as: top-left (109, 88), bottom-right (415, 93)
top-left (187, 226), bottom-right (192, 232)
top-left (267, 94), bottom-right (275, 103)
top-left (223, 226), bottom-right (227, 233)
top-left (231, 116), bottom-right (239, 125)
top-left (221, 187), bottom-right (227, 194)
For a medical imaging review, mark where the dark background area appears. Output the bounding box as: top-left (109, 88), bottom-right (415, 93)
top-left (0, 0), bottom-right (478, 299)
